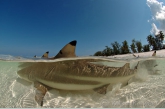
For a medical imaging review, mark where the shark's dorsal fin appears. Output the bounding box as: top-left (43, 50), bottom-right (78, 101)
top-left (152, 50), bottom-right (156, 56)
top-left (93, 84), bottom-right (109, 94)
top-left (53, 40), bottom-right (77, 59)
top-left (42, 51), bottom-right (49, 58)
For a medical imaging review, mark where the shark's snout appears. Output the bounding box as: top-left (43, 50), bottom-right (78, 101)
top-left (17, 70), bottom-right (22, 77)
top-left (17, 69), bottom-right (32, 82)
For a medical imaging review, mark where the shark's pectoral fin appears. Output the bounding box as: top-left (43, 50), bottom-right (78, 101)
top-left (93, 84), bottom-right (109, 94)
top-left (34, 82), bottom-right (49, 106)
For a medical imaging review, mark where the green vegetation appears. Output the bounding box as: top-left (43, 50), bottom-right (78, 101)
top-left (121, 40), bottom-right (130, 54)
top-left (143, 44), bottom-right (150, 52)
top-left (111, 41), bottom-right (121, 55)
top-left (130, 39), bottom-right (137, 53)
top-left (94, 31), bottom-right (164, 56)
top-left (135, 40), bottom-right (143, 53)
top-left (147, 31), bottom-right (164, 50)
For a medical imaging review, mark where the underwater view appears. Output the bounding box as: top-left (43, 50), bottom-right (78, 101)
top-left (0, 50), bottom-right (165, 108)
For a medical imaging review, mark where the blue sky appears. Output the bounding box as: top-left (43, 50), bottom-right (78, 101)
top-left (0, 0), bottom-right (164, 57)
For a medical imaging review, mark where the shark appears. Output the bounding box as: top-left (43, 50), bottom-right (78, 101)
top-left (42, 51), bottom-right (49, 58)
top-left (152, 50), bottom-right (156, 57)
top-left (17, 40), bottom-right (138, 106)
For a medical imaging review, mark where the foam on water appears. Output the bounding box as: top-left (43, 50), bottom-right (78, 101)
top-left (0, 51), bottom-right (165, 108)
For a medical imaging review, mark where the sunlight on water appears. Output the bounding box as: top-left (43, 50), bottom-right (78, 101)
top-left (0, 54), bottom-right (165, 108)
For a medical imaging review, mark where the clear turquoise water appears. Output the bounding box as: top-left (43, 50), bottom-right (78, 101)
top-left (0, 55), bottom-right (165, 108)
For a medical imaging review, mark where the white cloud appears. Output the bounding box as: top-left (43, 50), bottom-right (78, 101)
top-left (147, 0), bottom-right (163, 16)
top-left (147, 0), bottom-right (165, 35)
top-left (151, 23), bottom-right (159, 34)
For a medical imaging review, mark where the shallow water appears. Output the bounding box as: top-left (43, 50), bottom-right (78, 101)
top-left (0, 55), bottom-right (165, 108)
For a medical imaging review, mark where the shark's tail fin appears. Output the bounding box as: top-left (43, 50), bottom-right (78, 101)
top-left (53, 40), bottom-right (77, 59)
top-left (42, 51), bottom-right (49, 58)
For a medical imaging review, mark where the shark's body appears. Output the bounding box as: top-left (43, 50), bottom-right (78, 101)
top-left (17, 58), bottom-right (137, 106)
top-left (17, 40), bottom-right (138, 106)
top-left (18, 59), bottom-right (136, 91)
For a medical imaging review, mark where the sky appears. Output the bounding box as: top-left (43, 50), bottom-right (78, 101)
top-left (0, 0), bottom-right (165, 57)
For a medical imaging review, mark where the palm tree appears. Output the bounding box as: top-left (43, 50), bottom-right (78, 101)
top-left (102, 46), bottom-right (112, 56)
top-left (130, 39), bottom-right (137, 53)
top-left (158, 31), bottom-right (164, 41)
top-left (143, 44), bottom-right (150, 52)
top-left (147, 35), bottom-right (153, 46)
top-left (111, 41), bottom-right (121, 55)
top-left (155, 31), bottom-right (164, 49)
top-left (121, 40), bottom-right (130, 54)
top-left (147, 35), bottom-right (157, 50)
top-left (136, 41), bottom-right (143, 53)
top-left (94, 51), bottom-right (102, 56)
top-left (147, 31), bottom-right (164, 50)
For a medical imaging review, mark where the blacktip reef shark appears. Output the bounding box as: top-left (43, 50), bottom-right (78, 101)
top-left (17, 40), bottom-right (139, 106)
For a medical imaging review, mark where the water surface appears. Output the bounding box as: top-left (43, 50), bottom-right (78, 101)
top-left (0, 55), bottom-right (165, 108)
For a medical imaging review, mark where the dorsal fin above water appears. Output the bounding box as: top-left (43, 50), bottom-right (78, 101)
top-left (42, 51), bottom-right (49, 58)
top-left (152, 50), bottom-right (156, 56)
top-left (53, 40), bottom-right (77, 59)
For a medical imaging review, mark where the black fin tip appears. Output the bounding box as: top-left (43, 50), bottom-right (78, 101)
top-left (69, 40), bottom-right (77, 46)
